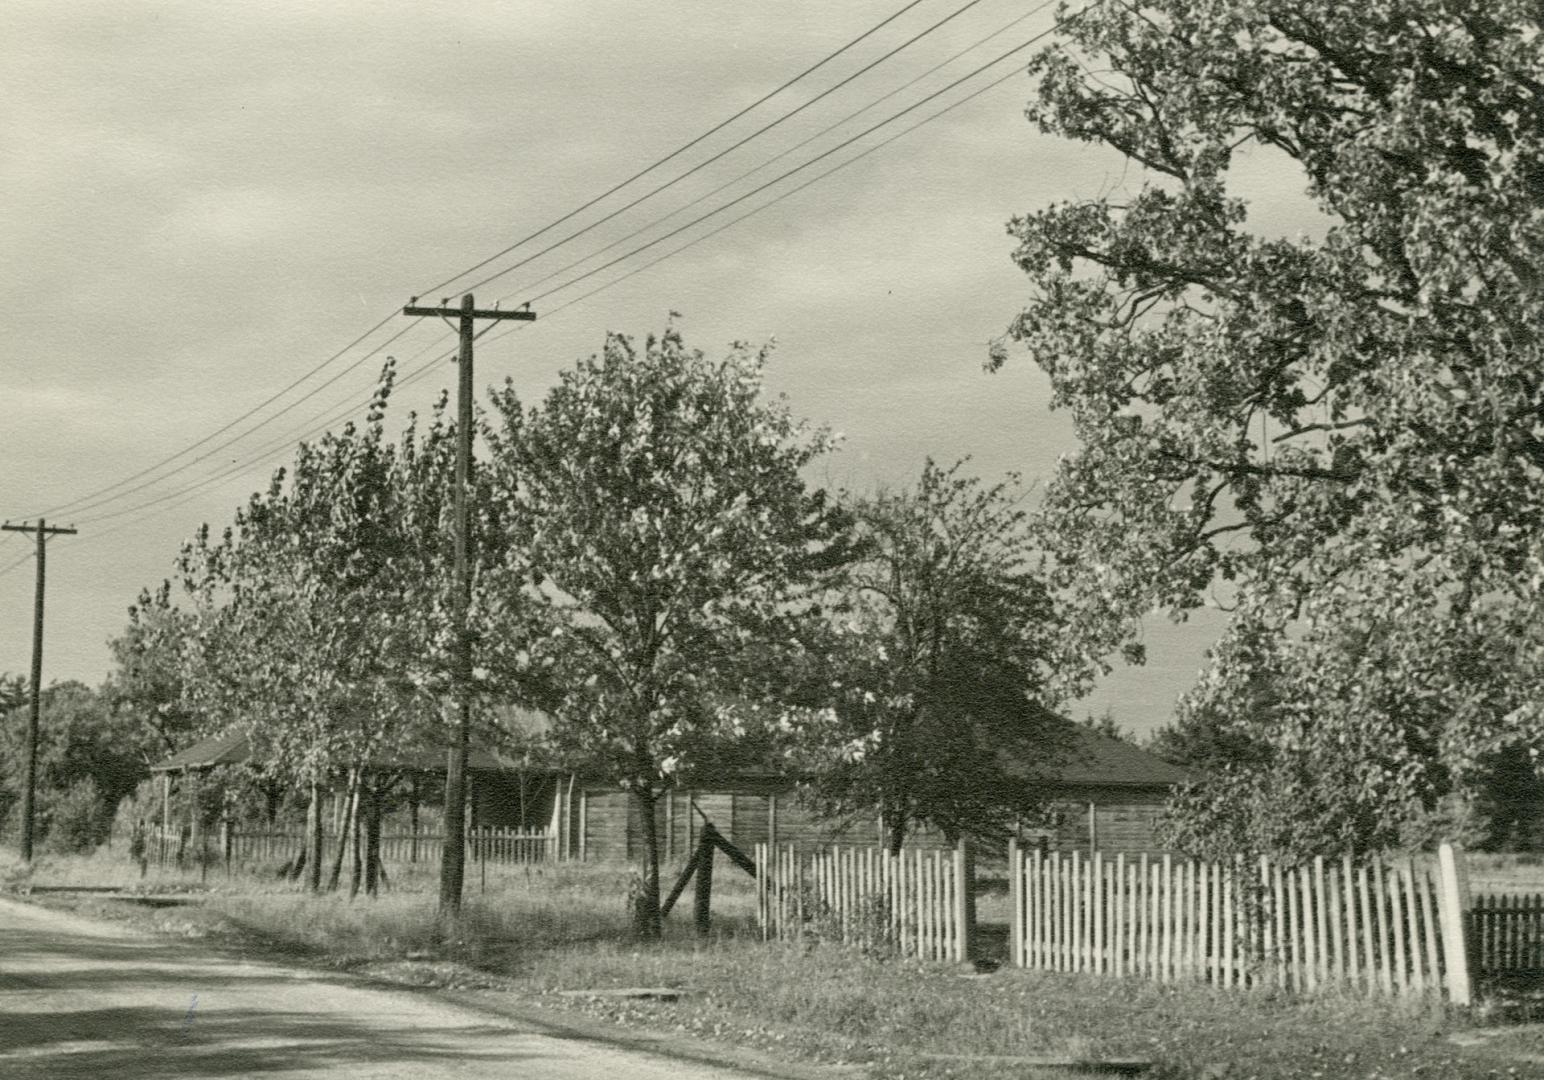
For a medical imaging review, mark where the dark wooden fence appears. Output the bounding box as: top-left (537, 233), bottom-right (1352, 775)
top-left (1472, 893), bottom-right (1544, 975)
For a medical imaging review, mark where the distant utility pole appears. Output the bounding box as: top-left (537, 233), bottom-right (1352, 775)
top-left (403, 293), bottom-right (534, 915)
top-left (1, 518), bottom-right (78, 861)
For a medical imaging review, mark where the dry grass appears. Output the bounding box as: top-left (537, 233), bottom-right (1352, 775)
top-left (1466, 852), bottom-right (1544, 896)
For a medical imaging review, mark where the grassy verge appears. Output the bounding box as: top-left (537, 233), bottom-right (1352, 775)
top-left (7, 849), bottom-right (1542, 1079)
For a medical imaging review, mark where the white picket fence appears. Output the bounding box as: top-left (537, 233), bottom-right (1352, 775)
top-left (1007, 842), bottom-right (1475, 1003)
top-left (754, 842), bottom-right (971, 962)
top-left (223, 826), bottom-right (554, 866)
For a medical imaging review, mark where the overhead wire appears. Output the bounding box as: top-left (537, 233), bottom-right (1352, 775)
top-left (414, 0), bottom-right (934, 300)
top-left (9, 0), bottom-right (954, 527)
top-left (19, 311), bottom-right (403, 522)
top-left (75, 328), bottom-right (466, 530)
top-left (454, 0), bottom-right (994, 299)
top-left (53, 319), bottom-right (430, 524)
top-left (505, 21), bottom-right (1073, 313)
top-left (502, 0), bottom-right (1061, 311)
top-left (55, 2), bottom-right (1094, 550)
top-left (473, 5), bottom-right (1081, 353)
top-left (0, 548), bottom-right (35, 580)
top-left (497, 34), bottom-right (1057, 335)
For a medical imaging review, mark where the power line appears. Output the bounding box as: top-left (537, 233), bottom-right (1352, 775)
top-left (10, 1), bottom-right (947, 527)
top-left (455, 0), bottom-right (993, 299)
top-left (55, 319), bottom-right (429, 523)
top-left (476, 11), bottom-right (1067, 350)
top-left (414, 0), bottom-right (932, 300)
top-left (48, 4), bottom-right (1095, 548)
top-left (19, 311), bottom-right (406, 522)
top-left (0, 549), bottom-right (33, 580)
top-left (511, 23), bottom-right (1070, 313)
top-left (71, 323), bottom-right (481, 538)
top-left (505, 0), bottom-right (1061, 312)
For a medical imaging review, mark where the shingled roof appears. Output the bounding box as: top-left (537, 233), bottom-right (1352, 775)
top-left (1051, 725), bottom-right (1189, 788)
top-left (150, 708), bottom-right (1187, 790)
top-left (148, 732), bottom-right (528, 774)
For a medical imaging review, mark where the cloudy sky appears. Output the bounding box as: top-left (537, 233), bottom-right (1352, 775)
top-left (2, 0), bottom-right (1317, 736)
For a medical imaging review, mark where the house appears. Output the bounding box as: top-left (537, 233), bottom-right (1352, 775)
top-left (146, 728), bottom-right (562, 840)
top-left (555, 722), bottom-right (1189, 862)
top-left (148, 714), bottom-right (1188, 860)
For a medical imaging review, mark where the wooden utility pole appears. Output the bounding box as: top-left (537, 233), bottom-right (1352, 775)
top-left (402, 293), bottom-right (534, 914)
top-left (1, 518), bottom-right (77, 861)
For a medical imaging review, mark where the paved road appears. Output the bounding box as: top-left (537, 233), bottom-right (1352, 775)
top-left (0, 896), bottom-right (765, 1079)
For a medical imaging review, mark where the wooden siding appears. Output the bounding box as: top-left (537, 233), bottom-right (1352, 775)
top-left (1025, 788), bottom-right (1174, 856)
top-left (575, 781), bottom-right (1174, 861)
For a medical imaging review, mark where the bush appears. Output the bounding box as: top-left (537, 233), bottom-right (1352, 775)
top-left (40, 778), bottom-right (110, 855)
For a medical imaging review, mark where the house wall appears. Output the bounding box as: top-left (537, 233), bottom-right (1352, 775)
top-left (1023, 786), bottom-right (1175, 855)
top-left (467, 772), bottom-right (560, 831)
top-left (572, 781), bottom-right (1175, 861)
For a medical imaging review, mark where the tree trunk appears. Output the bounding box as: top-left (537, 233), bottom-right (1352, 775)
top-left (305, 782), bottom-right (324, 891)
top-left (409, 776), bottom-right (420, 863)
top-left (633, 787), bottom-right (663, 939)
top-left (693, 834), bottom-right (714, 937)
top-left (348, 780), bottom-right (364, 899)
top-left (327, 771), bottom-right (359, 892)
top-left (364, 781), bottom-right (383, 897)
top-left (887, 818), bottom-right (906, 857)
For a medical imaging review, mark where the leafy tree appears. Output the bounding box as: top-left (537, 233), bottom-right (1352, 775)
top-left (179, 363), bottom-right (551, 896)
top-left (104, 581), bottom-right (201, 759)
top-left (0, 681), bottom-right (145, 851)
top-left (792, 460), bottom-right (1067, 852)
top-left (487, 322), bottom-right (844, 937)
top-left (1079, 707), bottom-right (1130, 745)
top-left (996, 0), bottom-right (1544, 856)
top-left (0, 674), bottom-right (24, 716)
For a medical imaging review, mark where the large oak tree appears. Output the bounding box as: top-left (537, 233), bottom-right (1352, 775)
top-left (999, 1), bottom-right (1544, 857)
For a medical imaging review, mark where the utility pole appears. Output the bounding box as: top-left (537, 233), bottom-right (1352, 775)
top-left (403, 293), bottom-right (534, 914)
top-left (1, 518), bottom-right (77, 861)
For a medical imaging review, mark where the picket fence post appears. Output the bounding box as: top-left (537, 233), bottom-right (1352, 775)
top-left (954, 837), bottom-right (974, 963)
top-left (1008, 839), bottom-right (1022, 967)
top-left (1436, 843), bottom-right (1473, 1006)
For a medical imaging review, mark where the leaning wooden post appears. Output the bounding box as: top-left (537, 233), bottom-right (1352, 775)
top-left (1436, 843), bottom-right (1473, 1006)
top-left (953, 836), bottom-right (975, 963)
top-left (694, 833), bottom-right (715, 937)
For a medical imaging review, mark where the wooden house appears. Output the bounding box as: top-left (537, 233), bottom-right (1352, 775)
top-left (150, 714), bottom-right (1187, 861)
top-left (552, 723), bottom-right (1189, 862)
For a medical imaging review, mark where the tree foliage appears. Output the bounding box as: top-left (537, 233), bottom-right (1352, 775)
top-left (999, 0), bottom-right (1544, 857)
top-left (487, 323), bottom-right (844, 935)
top-left (173, 363), bottom-right (553, 895)
top-left (104, 581), bottom-right (201, 758)
top-left (178, 363), bottom-right (550, 786)
top-left (0, 680), bottom-right (146, 852)
top-left (792, 460), bottom-right (1067, 851)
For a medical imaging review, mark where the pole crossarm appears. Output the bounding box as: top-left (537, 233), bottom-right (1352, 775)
top-left (1, 522), bottom-right (78, 539)
top-left (403, 304), bottom-right (536, 322)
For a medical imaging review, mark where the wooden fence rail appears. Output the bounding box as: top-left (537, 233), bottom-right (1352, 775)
top-left (754, 842), bottom-right (972, 963)
top-left (1007, 841), bottom-right (1475, 1003)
